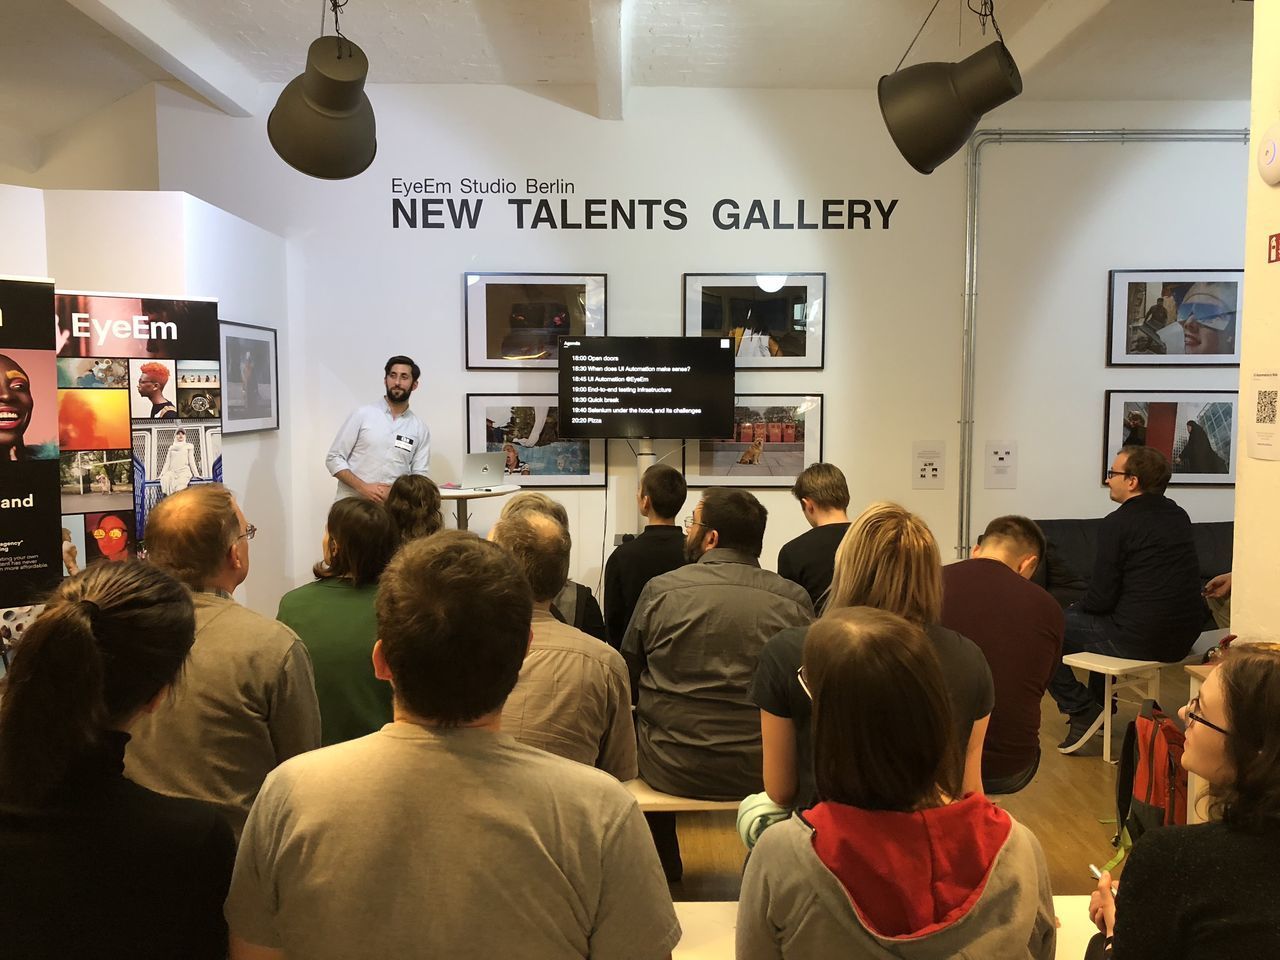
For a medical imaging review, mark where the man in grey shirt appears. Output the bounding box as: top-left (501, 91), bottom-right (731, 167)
top-left (325, 354), bottom-right (431, 502)
top-left (623, 488), bottom-right (812, 877)
top-left (227, 532), bottom-right (679, 960)
top-left (125, 485), bottom-right (321, 838)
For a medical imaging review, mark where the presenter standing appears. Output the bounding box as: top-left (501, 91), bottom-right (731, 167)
top-left (325, 355), bottom-right (431, 502)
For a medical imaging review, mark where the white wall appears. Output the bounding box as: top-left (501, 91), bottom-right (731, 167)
top-left (38, 189), bottom-right (289, 615)
top-left (1234, 1), bottom-right (1280, 639)
top-left (0, 86), bottom-right (159, 192)
top-left (151, 84), bottom-right (1251, 596)
top-left (0, 185), bottom-right (49, 276)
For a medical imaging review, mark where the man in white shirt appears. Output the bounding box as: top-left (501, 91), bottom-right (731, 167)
top-left (325, 355), bottom-right (430, 501)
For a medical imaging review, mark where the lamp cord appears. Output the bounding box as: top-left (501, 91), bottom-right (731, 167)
top-left (319, 0), bottom-right (352, 57)
top-left (896, 0), bottom-right (1005, 73)
top-left (967, 0), bottom-right (1006, 45)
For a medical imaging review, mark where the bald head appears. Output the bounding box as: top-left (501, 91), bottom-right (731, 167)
top-left (145, 484), bottom-right (243, 590)
top-left (490, 511), bottom-right (570, 603)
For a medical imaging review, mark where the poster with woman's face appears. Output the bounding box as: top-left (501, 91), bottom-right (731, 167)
top-left (1, 349), bottom-right (59, 461)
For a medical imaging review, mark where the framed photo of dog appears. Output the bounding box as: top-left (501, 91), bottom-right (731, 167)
top-left (683, 394), bottom-right (822, 487)
top-left (683, 273), bottom-right (825, 369)
top-left (1106, 269), bottom-right (1242, 367)
top-left (1103, 389), bottom-right (1238, 486)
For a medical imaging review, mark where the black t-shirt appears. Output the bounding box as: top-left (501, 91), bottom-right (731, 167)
top-left (941, 558), bottom-right (1064, 779)
top-left (603, 525), bottom-right (687, 648)
top-left (776, 522), bottom-right (850, 612)
top-left (1114, 822), bottom-right (1280, 959)
top-left (752, 622), bottom-right (994, 810)
top-left (0, 731), bottom-right (235, 960)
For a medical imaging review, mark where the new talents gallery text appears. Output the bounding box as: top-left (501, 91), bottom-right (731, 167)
top-left (390, 179), bottom-right (899, 231)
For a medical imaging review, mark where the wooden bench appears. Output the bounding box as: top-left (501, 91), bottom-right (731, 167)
top-left (1061, 628), bottom-right (1228, 763)
top-left (624, 778), bottom-right (741, 814)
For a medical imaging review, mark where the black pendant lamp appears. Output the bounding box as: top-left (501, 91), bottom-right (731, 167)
top-left (878, 2), bottom-right (1022, 175)
top-left (268, 2), bottom-right (376, 180)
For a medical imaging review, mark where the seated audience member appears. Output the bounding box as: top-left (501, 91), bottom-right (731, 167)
top-left (385, 473), bottom-right (444, 543)
top-left (941, 516), bottom-right (1064, 795)
top-left (501, 491), bottom-right (607, 642)
top-left (624, 488), bottom-right (813, 799)
top-left (1055, 446), bottom-right (1206, 754)
top-left (126, 485), bottom-right (321, 837)
top-left (490, 511), bottom-right (637, 780)
top-left (225, 532), bottom-right (680, 960)
top-left (737, 608), bottom-right (1056, 960)
top-left (1090, 643), bottom-right (1280, 959)
top-left (753, 503), bottom-right (993, 811)
top-left (777, 462), bottom-right (851, 611)
top-left (277, 498), bottom-right (398, 746)
top-left (0, 562), bottom-right (235, 960)
top-left (603, 463), bottom-right (688, 648)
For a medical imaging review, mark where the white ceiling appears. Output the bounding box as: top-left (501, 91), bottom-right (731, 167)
top-left (0, 0), bottom-right (1256, 159)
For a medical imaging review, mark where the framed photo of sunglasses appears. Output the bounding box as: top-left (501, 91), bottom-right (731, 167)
top-left (1103, 390), bottom-right (1238, 486)
top-left (1106, 269), bottom-right (1242, 367)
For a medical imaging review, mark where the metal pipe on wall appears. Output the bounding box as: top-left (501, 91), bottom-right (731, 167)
top-left (955, 127), bottom-right (1250, 558)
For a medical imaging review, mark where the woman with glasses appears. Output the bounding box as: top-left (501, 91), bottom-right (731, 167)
top-left (738, 607), bottom-right (1055, 959)
top-left (0, 562), bottom-right (235, 958)
top-left (1089, 643), bottom-right (1280, 958)
top-left (277, 498), bottom-right (398, 746)
top-left (752, 502), bottom-right (993, 812)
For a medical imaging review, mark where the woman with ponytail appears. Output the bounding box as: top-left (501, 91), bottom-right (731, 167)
top-left (0, 561), bottom-right (234, 960)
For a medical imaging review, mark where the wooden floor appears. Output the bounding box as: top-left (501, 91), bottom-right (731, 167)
top-left (669, 662), bottom-right (1194, 902)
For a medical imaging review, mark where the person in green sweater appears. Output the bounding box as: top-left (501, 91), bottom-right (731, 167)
top-left (277, 498), bottom-right (397, 746)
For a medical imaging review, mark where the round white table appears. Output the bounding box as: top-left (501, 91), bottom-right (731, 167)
top-left (439, 483), bottom-right (521, 531)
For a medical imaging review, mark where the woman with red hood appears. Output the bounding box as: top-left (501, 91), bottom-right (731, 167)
top-left (737, 606), bottom-right (1056, 959)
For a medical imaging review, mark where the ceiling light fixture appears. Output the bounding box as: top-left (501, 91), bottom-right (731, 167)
top-left (268, 0), bottom-right (377, 180)
top-left (878, 0), bottom-right (1022, 175)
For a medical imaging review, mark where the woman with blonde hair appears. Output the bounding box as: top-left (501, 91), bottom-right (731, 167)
top-left (738, 608), bottom-right (1054, 959)
top-left (1089, 642), bottom-right (1280, 957)
top-left (752, 502), bottom-right (993, 812)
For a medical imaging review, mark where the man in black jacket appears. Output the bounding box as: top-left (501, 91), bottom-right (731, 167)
top-left (1055, 446), bottom-right (1206, 754)
top-left (603, 464), bottom-right (688, 648)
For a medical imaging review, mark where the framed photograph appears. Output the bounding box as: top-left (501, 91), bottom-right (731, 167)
top-left (219, 321), bottom-right (278, 433)
top-left (684, 394), bottom-right (822, 487)
top-left (683, 273), bottom-right (825, 369)
top-left (1107, 269), bottom-right (1242, 366)
top-left (466, 394), bottom-right (606, 487)
top-left (1103, 390), bottom-right (1237, 486)
top-left (464, 273), bottom-right (607, 369)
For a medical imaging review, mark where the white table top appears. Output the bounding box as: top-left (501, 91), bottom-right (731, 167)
top-left (438, 483), bottom-right (521, 501)
top-left (671, 895), bottom-right (1098, 959)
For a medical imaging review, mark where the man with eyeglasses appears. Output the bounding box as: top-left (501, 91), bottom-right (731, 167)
top-left (622, 488), bottom-right (812, 880)
top-left (1053, 446), bottom-right (1205, 754)
top-left (125, 484), bottom-right (321, 837)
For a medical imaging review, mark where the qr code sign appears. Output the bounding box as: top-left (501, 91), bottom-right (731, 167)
top-left (1258, 390), bottom-right (1278, 425)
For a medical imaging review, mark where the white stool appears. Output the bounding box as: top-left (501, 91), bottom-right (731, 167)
top-left (1060, 652), bottom-right (1162, 763)
top-left (624, 778), bottom-right (741, 814)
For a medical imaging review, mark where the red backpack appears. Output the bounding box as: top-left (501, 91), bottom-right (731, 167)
top-left (1106, 699), bottom-right (1187, 868)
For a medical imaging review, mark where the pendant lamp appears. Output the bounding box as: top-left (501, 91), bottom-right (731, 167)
top-left (878, 2), bottom-right (1022, 175)
top-left (268, 33), bottom-right (376, 180)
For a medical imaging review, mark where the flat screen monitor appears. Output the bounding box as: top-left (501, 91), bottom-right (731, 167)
top-left (558, 336), bottom-right (735, 439)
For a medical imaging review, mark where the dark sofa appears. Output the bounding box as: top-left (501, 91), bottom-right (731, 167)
top-left (1031, 518), bottom-right (1232, 623)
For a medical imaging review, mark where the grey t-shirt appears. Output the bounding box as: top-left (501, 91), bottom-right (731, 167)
top-left (226, 723), bottom-right (681, 960)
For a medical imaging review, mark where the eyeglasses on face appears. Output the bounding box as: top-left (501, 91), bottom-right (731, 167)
top-left (92, 528), bottom-right (125, 540)
top-left (682, 515), bottom-right (707, 533)
top-left (238, 523), bottom-right (257, 542)
top-left (1104, 470), bottom-right (1133, 480)
top-left (1185, 696), bottom-right (1229, 736)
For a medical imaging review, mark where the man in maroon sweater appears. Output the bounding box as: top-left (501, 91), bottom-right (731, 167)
top-left (941, 516), bottom-right (1064, 795)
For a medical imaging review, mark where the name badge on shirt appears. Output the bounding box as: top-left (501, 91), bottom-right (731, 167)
top-left (394, 434), bottom-right (415, 453)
